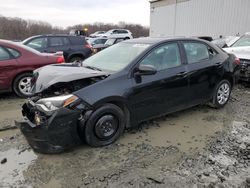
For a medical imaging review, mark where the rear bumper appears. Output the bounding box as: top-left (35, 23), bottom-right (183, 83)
top-left (16, 104), bottom-right (83, 154)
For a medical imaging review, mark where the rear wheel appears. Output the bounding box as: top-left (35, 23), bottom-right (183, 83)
top-left (83, 104), bottom-right (125, 147)
top-left (210, 80), bottom-right (231, 108)
top-left (13, 73), bottom-right (33, 98)
top-left (69, 56), bottom-right (85, 63)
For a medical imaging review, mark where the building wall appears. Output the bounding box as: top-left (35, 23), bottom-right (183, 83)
top-left (150, 0), bottom-right (250, 38)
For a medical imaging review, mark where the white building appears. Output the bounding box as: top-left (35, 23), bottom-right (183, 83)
top-left (150, 0), bottom-right (250, 38)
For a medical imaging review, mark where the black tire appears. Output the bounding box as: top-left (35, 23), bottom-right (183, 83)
top-left (210, 79), bottom-right (231, 109)
top-left (69, 56), bottom-right (85, 63)
top-left (124, 37), bottom-right (130, 40)
top-left (13, 72), bottom-right (33, 98)
top-left (84, 104), bottom-right (125, 147)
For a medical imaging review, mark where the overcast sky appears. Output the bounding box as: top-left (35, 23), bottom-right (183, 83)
top-left (0, 0), bottom-right (150, 28)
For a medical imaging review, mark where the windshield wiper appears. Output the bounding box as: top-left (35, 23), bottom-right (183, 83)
top-left (83, 65), bottom-right (102, 71)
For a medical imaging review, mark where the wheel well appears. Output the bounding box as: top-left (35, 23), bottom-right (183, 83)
top-left (223, 75), bottom-right (234, 88)
top-left (68, 54), bottom-right (85, 61)
top-left (104, 101), bottom-right (131, 128)
top-left (12, 71), bottom-right (33, 89)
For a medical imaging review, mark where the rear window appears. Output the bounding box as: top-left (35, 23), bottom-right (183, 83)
top-left (6, 47), bottom-right (20, 58)
top-left (69, 36), bottom-right (87, 45)
top-left (183, 42), bottom-right (210, 64)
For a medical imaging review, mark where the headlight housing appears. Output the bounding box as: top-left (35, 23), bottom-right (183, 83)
top-left (35, 94), bottom-right (80, 112)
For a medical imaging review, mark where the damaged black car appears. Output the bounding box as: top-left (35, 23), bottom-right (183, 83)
top-left (16, 38), bottom-right (239, 153)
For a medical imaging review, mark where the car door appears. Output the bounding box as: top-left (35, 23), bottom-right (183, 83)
top-left (129, 42), bottom-right (189, 122)
top-left (0, 46), bottom-right (18, 90)
top-left (182, 41), bottom-right (223, 106)
top-left (25, 37), bottom-right (48, 52)
top-left (48, 37), bottom-right (69, 53)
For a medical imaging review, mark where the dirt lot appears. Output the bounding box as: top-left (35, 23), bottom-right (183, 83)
top-left (0, 86), bottom-right (250, 188)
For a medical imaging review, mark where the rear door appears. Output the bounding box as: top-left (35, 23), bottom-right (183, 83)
top-left (48, 36), bottom-right (70, 53)
top-left (181, 41), bottom-right (223, 106)
top-left (130, 42), bottom-right (189, 121)
top-left (0, 46), bottom-right (18, 90)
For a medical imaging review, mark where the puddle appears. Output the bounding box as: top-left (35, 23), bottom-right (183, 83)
top-left (0, 148), bottom-right (37, 187)
top-left (120, 106), bottom-right (231, 153)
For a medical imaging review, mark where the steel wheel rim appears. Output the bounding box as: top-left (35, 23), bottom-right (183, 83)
top-left (95, 114), bottom-right (118, 140)
top-left (18, 77), bottom-right (32, 95)
top-left (217, 83), bottom-right (230, 105)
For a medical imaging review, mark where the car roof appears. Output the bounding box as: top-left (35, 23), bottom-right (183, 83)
top-left (123, 37), bottom-right (211, 44)
top-left (24, 34), bottom-right (81, 39)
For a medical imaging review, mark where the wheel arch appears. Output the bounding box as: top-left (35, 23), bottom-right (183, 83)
top-left (12, 70), bottom-right (33, 89)
top-left (68, 53), bottom-right (85, 61)
top-left (93, 97), bottom-right (132, 128)
top-left (222, 74), bottom-right (235, 88)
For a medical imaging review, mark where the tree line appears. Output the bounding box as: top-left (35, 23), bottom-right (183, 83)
top-left (0, 16), bottom-right (149, 41)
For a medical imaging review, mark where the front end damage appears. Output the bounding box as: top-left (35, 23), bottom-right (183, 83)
top-left (238, 59), bottom-right (250, 82)
top-left (16, 95), bottom-right (92, 154)
top-left (15, 64), bottom-right (110, 153)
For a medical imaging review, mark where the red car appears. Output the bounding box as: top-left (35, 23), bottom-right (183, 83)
top-left (0, 39), bottom-right (64, 97)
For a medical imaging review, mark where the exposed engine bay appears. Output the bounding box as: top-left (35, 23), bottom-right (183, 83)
top-left (34, 76), bottom-right (107, 99)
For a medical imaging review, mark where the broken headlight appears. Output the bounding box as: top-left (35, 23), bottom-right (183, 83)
top-left (35, 94), bottom-right (80, 112)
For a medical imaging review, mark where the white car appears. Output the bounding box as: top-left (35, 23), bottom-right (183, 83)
top-left (99, 29), bottom-right (133, 39)
top-left (223, 33), bottom-right (250, 82)
top-left (89, 31), bottom-right (106, 38)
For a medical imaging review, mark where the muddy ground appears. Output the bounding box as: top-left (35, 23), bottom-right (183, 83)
top-left (0, 86), bottom-right (249, 188)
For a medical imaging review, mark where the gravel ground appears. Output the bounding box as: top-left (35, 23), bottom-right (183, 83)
top-left (0, 86), bottom-right (249, 188)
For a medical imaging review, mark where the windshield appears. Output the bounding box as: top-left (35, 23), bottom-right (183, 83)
top-left (83, 42), bottom-right (150, 72)
top-left (232, 35), bottom-right (250, 47)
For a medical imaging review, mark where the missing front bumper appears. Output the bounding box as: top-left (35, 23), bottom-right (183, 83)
top-left (16, 106), bottom-right (83, 154)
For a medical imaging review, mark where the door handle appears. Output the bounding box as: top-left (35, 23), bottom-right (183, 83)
top-left (176, 71), bottom-right (187, 77)
top-left (215, 62), bottom-right (223, 66)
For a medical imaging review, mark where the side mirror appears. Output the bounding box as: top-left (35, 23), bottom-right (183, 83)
top-left (134, 65), bottom-right (157, 76)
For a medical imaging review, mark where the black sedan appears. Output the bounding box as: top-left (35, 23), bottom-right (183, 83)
top-left (16, 38), bottom-right (239, 153)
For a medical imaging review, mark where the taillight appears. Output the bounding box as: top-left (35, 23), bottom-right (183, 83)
top-left (84, 44), bottom-right (92, 49)
top-left (56, 56), bottom-right (64, 63)
top-left (234, 57), bottom-right (241, 65)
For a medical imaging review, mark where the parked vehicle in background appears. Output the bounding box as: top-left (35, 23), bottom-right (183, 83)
top-left (87, 38), bottom-right (108, 47)
top-left (69, 30), bottom-right (87, 36)
top-left (22, 35), bottom-right (92, 62)
top-left (223, 33), bottom-right (250, 82)
top-left (212, 36), bottom-right (240, 48)
top-left (100, 29), bottom-right (133, 39)
top-left (89, 31), bottom-right (106, 38)
top-left (17, 38), bottom-right (239, 153)
top-left (0, 39), bottom-right (64, 97)
top-left (92, 38), bottom-right (126, 53)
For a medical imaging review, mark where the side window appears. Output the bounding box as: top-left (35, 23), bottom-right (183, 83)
top-left (27, 37), bottom-right (47, 50)
top-left (62, 37), bottom-right (70, 45)
top-left (183, 42), bottom-right (209, 64)
top-left (6, 48), bottom-right (20, 58)
top-left (140, 43), bottom-right (181, 71)
top-left (112, 30), bottom-right (119, 34)
top-left (120, 30), bottom-right (128, 34)
top-left (50, 37), bottom-right (64, 47)
top-left (0, 46), bottom-right (11, 61)
top-left (208, 46), bottom-right (218, 57)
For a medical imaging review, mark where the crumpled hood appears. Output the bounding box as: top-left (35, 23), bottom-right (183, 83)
top-left (32, 63), bottom-right (108, 94)
top-left (224, 46), bottom-right (250, 60)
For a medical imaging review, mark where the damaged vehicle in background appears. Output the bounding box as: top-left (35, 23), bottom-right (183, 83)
top-left (92, 38), bottom-right (127, 53)
top-left (223, 33), bottom-right (250, 83)
top-left (16, 38), bottom-right (239, 154)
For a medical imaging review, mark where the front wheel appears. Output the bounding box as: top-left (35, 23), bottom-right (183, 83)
top-left (210, 80), bottom-right (231, 108)
top-left (83, 104), bottom-right (125, 147)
